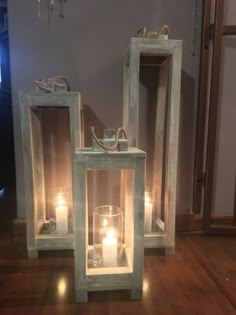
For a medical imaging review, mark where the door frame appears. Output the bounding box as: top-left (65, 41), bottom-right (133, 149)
top-left (194, 0), bottom-right (236, 234)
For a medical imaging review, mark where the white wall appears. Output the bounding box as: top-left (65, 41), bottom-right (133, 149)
top-left (8, 0), bottom-right (202, 218)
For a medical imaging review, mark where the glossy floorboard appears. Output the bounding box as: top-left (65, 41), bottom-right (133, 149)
top-left (0, 204), bottom-right (236, 314)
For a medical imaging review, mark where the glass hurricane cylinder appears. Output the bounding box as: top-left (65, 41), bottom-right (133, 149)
top-left (93, 205), bottom-right (123, 268)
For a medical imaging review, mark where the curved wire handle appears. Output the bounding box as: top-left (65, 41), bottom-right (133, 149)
top-left (137, 24), bottom-right (169, 38)
top-left (34, 75), bottom-right (70, 92)
top-left (54, 75), bottom-right (70, 91)
top-left (91, 126), bottom-right (127, 151)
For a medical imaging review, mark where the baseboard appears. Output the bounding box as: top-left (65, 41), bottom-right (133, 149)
top-left (176, 214), bottom-right (236, 232)
top-left (176, 214), bottom-right (203, 232)
top-left (13, 218), bottom-right (26, 236)
top-left (211, 215), bottom-right (234, 225)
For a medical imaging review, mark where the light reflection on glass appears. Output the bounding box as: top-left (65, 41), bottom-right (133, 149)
top-left (58, 277), bottom-right (67, 297)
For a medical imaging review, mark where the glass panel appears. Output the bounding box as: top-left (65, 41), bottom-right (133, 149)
top-left (86, 169), bottom-right (134, 274)
top-left (31, 106), bottom-right (72, 236)
top-left (139, 54), bottom-right (170, 234)
top-left (224, 0), bottom-right (236, 25)
top-left (212, 37), bottom-right (236, 218)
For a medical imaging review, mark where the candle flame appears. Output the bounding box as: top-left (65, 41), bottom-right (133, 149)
top-left (58, 195), bottom-right (65, 207)
top-left (145, 192), bottom-right (152, 204)
top-left (107, 228), bottom-right (115, 239)
top-left (103, 218), bottom-right (108, 227)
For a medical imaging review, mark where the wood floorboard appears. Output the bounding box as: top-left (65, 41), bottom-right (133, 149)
top-left (0, 204), bottom-right (236, 314)
top-left (185, 234), bottom-right (236, 310)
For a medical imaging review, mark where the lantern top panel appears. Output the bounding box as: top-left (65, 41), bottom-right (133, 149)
top-left (75, 147), bottom-right (146, 159)
top-left (19, 91), bottom-right (80, 96)
top-left (129, 37), bottom-right (182, 48)
top-left (19, 91), bottom-right (81, 108)
top-left (127, 38), bottom-right (182, 58)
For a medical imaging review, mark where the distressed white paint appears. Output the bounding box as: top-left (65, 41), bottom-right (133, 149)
top-left (20, 91), bottom-right (81, 258)
top-left (123, 38), bottom-right (182, 253)
top-left (73, 147), bottom-right (145, 302)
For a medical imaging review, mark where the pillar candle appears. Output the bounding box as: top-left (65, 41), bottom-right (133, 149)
top-left (56, 204), bottom-right (68, 234)
top-left (102, 229), bottom-right (117, 267)
top-left (144, 193), bottom-right (153, 234)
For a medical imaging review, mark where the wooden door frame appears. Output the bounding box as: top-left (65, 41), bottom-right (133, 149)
top-left (203, 0), bottom-right (225, 233)
top-left (194, 0), bottom-right (236, 234)
top-left (193, 0), bottom-right (212, 215)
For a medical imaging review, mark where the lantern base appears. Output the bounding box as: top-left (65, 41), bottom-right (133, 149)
top-left (130, 288), bottom-right (143, 300)
top-left (38, 218), bottom-right (73, 236)
top-left (28, 249), bottom-right (39, 259)
top-left (27, 234), bottom-right (74, 258)
top-left (76, 289), bottom-right (88, 303)
top-left (144, 236), bottom-right (175, 255)
top-left (165, 246), bottom-right (175, 256)
top-left (76, 287), bottom-right (143, 303)
top-left (88, 245), bottom-right (129, 270)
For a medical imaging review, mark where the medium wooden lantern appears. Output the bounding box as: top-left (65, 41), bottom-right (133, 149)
top-left (20, 90), bottom-right (81, 258)
top-left (73, 129), bottom-right (146, 303)
top-left (123, 38), bottom-right (182, 254)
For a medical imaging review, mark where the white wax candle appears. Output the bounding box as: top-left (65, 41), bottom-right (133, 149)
top-left (144, 193), bottom-right (153, 234)
top-left (56, 205), bottom-right (68, 234)
top-left (102, 229), bottom-right (117, 267)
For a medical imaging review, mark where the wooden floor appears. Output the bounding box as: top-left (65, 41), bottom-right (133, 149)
top-left (0, 200), bottom-right (236, 314)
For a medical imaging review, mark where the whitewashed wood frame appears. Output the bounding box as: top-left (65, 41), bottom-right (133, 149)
top-left (123, 38), bottom-right (182, 253)
top-left (73, 148), bottom-right (146, 303)
top-left (20, 91), bottom-right (81, 258)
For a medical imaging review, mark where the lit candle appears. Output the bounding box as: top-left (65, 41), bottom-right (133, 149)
top-left (100, 218), bottom-right (109, 238)
top-left (56, 195), bottom-right (68, 234)
top-left (144, 192), bottom-right (153, 234)
top-left (102, 229), bottom-right (117, 267)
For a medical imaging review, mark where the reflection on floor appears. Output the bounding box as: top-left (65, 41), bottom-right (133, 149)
top-left (0, 200), bottom-right (236, 315)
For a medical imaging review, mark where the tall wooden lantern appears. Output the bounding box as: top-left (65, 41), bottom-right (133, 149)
top-left (123, 38), bottom-right (182, 254)
top-left (73, 129), bottom-right (146, 303)
top-left (20, 90), bottom-right (81, 258)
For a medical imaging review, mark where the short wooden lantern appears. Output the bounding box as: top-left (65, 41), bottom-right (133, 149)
top-left (20, 90), bottom-right (81, 258)
top-left (123, 38), bottom-right (182, 254)
top-left (73, 129), bottom-right (146, 303)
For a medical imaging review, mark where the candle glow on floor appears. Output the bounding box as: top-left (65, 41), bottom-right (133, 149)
top-left (57, 277), bottom-right (67, 297)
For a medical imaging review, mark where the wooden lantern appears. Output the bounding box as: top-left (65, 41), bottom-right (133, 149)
top-left (73, 129), bottom-right (146, 302)
top-left (20, 91), bottom-right (81, 258)
top-left (123, 38), bottom-right (182, 254)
